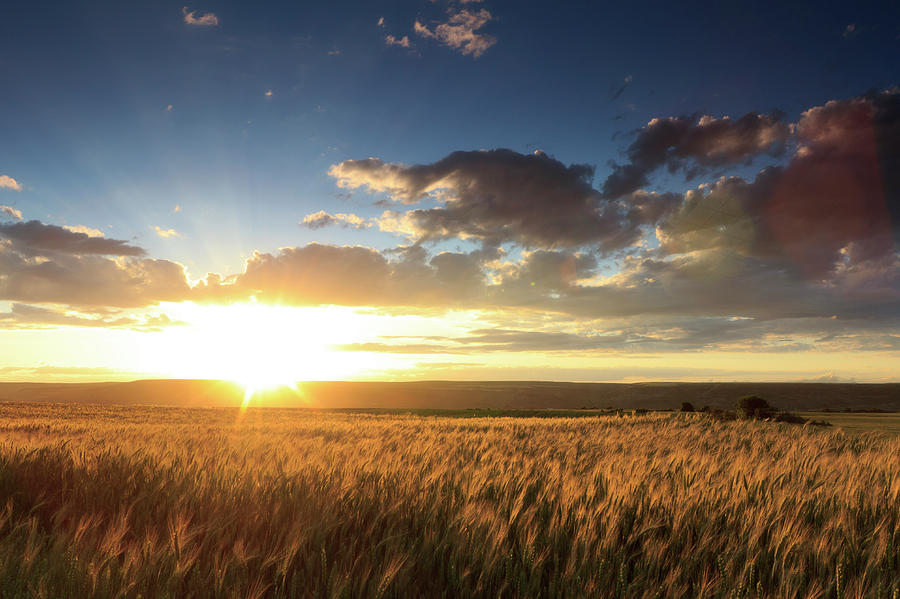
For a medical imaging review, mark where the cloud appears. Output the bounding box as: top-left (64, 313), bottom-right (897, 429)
top-left (331, 149), bottom-right (650, 250)
top-left (0, 219), bottom-right (190, 308)
top-left (656, 88), bottom-right (900, 278)
top-left (173, 204), bottom-right (182, 213)
top-left (377, 17), bottom-right (385, 27)
top-left (0, 252), bottom-right (191, 308)
top-left (0, 365), bottom-right (132, 377)
top-left (301, 211), bottom-right (369, 230)
top-left (0, 221), bottom-right (144, 256)
top-left (166, 104), bottom-right (173, 112)
top-left (333, 341), bottom-right (466, 354)
top-left (385, 35), bottom-right (411, 48)
top-left (332, 310), bottom-right (900, 354)
top-left (1, 206), bottom-right (22, 220)
top-left (802, 372), bottom-right (856, 383)
top-left (0, 175), bottom-right (22, 191)
top-left (3, 90), bottom-right (895, 356)
top-left (199, 90), bottom-right (897, 355)
top-left (182, 6), bottom-right (219, 26)
top-left (62, 224), bottom-right (104, 237)
top-left (414, 8), bottom-right (496, 57)
top-left (153, 226), bottom-right (181, 239)
top-left (195, 243), bottom-right (490, 308)
top-left (0, 303), bottom-right (183, 331)
top-left (602, 111), bottom-right (791, 198)
top-left (265, 89), bottom-right (273, 97)
top-left (0, 303), bottom-right (123, 328)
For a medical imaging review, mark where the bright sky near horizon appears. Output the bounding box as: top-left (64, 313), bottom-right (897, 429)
top-left (1, 0), bottom-right (899, 384)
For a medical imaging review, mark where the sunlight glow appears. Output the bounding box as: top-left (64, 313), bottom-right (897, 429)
top-left (160, 303), bottom-right (376, 388)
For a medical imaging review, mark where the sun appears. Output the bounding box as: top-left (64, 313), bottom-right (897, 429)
top-left (215, 304), bottom-right (334, 397)
top-left (152, 303), bottom-right (365, 392)
top-left (132, 302), bottom-right (443, 394)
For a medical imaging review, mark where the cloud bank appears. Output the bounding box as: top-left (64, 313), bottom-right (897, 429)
top-left (5, 90), bottom-right (898, 356)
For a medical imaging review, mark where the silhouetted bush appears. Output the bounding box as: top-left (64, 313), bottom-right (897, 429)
top-left (700, 407), bottom-right (738, 421)
top-left (773, 412), bottom-right (807, 424)
top-left (738, 395), bottom-right (775, 419)
top-left (680, 402), bottom-right (695, 413)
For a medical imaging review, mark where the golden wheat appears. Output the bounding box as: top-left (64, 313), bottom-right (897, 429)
top-left (0, 403), bottom-right (897, 598)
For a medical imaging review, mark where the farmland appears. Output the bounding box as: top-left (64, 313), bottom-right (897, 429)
top-left (0, 403), bottom-right (898, 597)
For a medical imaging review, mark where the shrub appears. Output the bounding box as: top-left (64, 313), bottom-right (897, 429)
top-left (773, 412), bottom-right (807, 424)
top-left (738, 395), bottom-right (775, 419)
top-left (680, 402), bottom-right (695, 412)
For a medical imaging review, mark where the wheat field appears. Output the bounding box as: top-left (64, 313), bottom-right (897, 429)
top-left (0, 403), bottom-right (897, 598)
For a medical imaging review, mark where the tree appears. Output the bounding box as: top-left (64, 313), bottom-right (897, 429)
top-left (738, 395), bottom-right (773, 419)
top-left (680, 402), bottom-right (695, 412)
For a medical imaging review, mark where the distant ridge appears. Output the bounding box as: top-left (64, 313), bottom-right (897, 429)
top-left (0, 380), bottom-right (898, 411)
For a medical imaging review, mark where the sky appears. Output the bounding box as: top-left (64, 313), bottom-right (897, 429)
top-left (0, 0), bottom-right (898, 384)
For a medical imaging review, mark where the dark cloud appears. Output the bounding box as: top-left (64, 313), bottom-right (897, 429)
top-left (496, 250), bottom-right (597, 294)
top-left (602, 111), bottom-right (791, 198)
top-left (656, 89), bottom-right (900, 278)
top-left (0, 253), bottom-right (192, 307)
top-left (196, 243), bottom-right (490, 307)
top-left (0, 220), bottom-right (191, 307)
top-left (0, 221), bottom-right (146, 256)
top-left (332, 149), bottom-right (646, 250)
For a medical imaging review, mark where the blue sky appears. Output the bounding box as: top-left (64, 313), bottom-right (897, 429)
top-left (0, 0), bottom-right (898, 382)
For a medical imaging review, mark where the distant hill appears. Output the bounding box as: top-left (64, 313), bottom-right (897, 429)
top-left (0, 380), bottom-right (898, 411)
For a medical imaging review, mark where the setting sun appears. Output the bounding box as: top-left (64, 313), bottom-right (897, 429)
top-left (156, 303), bottom-right (384, 386)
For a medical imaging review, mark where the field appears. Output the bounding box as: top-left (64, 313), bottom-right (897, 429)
top-left (798, 412), bottom-right (900, 436)
top-left (0, 404), bottom-right (898, 598)
top-left (2, 380), bottom-right (899, 411)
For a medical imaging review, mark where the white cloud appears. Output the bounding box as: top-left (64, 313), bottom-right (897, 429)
top-left (63, 225), bottom-right (104, 238)
top-left (1, 206), bottom-right (22, 220)
top-left (0, 175), bottom-right (22, 191)
top-left (182, 6), bottom-right (219, 26)
top-left (414, 9), bottom-right (496, 57)
top-left (385, 35), bottom-right (411, 48)
top-left (153, 226), bottom-right (181, 239)
top-left (301, 211), bottom-right (370, 230)
top-left (414, 21), bottom-right (433, 39)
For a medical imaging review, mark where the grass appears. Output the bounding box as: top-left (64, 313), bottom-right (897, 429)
top-left (0, 403), bottom-right (898, 597)
top-left (798, 412), bottom-right (900, 435)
